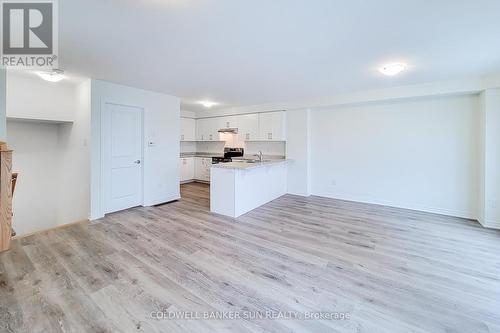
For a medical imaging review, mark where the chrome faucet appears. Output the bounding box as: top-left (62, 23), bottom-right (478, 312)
top-left (253, 151), bottom-right (263, 162)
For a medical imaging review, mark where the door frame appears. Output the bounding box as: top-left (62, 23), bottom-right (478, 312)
top-left (100, 100), bottom-right (145, 215)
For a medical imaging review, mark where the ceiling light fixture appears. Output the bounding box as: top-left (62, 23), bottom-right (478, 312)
top-left (379, 63), bottom-right (407, 76)
top-left (37, 69), bottom-right (65, 82)
top-left (199, 101), bottom-right (218, 108)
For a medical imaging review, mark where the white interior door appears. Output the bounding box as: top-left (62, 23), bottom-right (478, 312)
top-left (102, 102), bottom-right (143, 214)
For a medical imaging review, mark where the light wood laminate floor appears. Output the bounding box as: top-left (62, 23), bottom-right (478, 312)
top-left (1, 182), bottom-right (500, 332)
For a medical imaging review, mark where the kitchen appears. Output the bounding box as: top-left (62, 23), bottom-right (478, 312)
top-left (179, 111), bottom-right (288, 217)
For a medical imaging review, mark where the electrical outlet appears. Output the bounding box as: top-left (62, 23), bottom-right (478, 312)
top-left (331, 180), bottom-right (337, 186)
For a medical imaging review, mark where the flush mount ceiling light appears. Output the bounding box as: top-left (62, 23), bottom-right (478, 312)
top-left (37, 69), bottom-right (65, 82)
top-left (199, 100), bottom-right (218, 108)
top-left (379, 63), bottom-right (407, 76)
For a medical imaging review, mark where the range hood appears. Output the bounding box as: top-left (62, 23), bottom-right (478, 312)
top-left (218, 128), bottom-right (238, 134)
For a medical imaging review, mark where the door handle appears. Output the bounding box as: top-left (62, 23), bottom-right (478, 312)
top-left (134, 160), bottom-right (141, 164)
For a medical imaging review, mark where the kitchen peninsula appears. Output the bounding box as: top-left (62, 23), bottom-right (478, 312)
top-left (210, 159), bottom-right (287, 218)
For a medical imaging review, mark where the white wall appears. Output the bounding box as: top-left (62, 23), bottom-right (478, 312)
top-left (286, 109), bottom-right (310, 196)
top-left (0, 68), bottom-right (5, 141)
top-left (478, 92), bottom-right (486, 224)
top-left (478, 88), bottom-right (500, 228)
top-left (309, 94), bottom-right (480, 219)
top-left (91, 80), bottom-right (180, 219)
top-left (57, 80), bottom-right (91, 225)
top-left (7, 121), bottom-right (61, 235)
top-left (6, 77), bottom-right (91, 236)
top-left (6, 71), bottom-right (77, 122)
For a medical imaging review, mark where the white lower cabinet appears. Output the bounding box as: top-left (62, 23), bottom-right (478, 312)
top-left (181, 157), bottom-right (212, 182)
top-left (194, 157), bottom-right (212, 182)
top-left (180, 157), bottom-right (195, 182)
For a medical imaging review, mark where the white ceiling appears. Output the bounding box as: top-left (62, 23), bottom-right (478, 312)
top-left (60, 0), bottom-right (500, 112)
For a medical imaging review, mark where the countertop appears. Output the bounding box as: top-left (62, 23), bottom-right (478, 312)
top-left (232, 155), bottom-right (286, 161)
top-left (180, 152), bottom-right (223, 158)
top-left (211, 159), bottom-right (289, 170)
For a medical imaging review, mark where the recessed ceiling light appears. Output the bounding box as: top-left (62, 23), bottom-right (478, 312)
top-left (199, 101), bottom-right (218, 108)
top-left (379, 63), bottom-right (407, 76)
top-left (37, 69), bottom-right (65, 82)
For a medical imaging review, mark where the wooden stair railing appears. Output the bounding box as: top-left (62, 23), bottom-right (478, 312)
top-left (0, 141), bottom-right (13, 252)
top-left (11, 173), bottom-right (18, 237)
top-left (12, 173), bottom-right (18, 194)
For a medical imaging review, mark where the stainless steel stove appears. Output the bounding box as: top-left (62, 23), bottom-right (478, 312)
top-left (212, 148), bottom-right (244, 164)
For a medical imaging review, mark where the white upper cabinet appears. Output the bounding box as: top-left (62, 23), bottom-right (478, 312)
top-left (258, 111), bottom-right (286, 141)
top-left (219, 116), bottom-right (238, 129)
top-left (196, 118), bottom-right (221, 141)
top-left (196, 118), bottom-right (207, 141)
top-left (180, 117), bottom-right (196, 141)
top-left (194, 111), bottom-right (286, 142)
top-left (206, 118), bottom-right (220, 141)
top-left (237, 114), bottom-right (259, 141)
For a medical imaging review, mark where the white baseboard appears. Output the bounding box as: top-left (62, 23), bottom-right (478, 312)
top-left (286, 191), bottom-right (312, 197)
top-left (478, 218), bottom-right (500, 230)
top-left (312, 191), bottom-right (477, 220)
top-left (90, 213), bottom-right (105, 221)
top-left (13, 219), bottom-right (89, 239)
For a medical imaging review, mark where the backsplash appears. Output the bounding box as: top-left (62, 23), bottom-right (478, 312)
top-left (244, 141), bottom-right (286, 156)
top-left (195, 141), bottom-right (226, 153)
top-left (180, 139), bottom-right (285, 157)
top-left (180, 141), bottom-right (197, 153)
